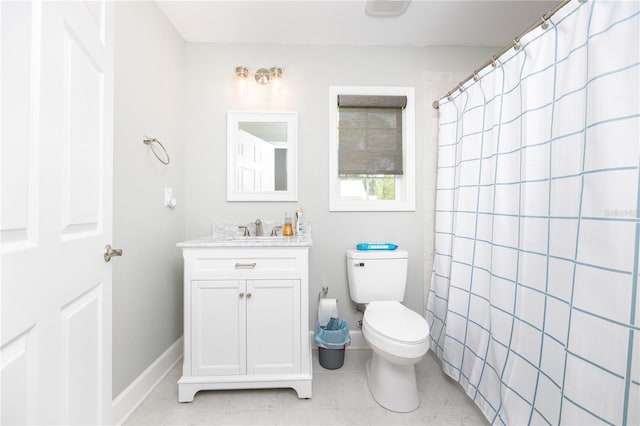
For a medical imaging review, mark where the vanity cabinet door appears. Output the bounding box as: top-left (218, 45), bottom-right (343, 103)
top-left (246, 279), bottom-right (301, 375)
top-left (191, 280), bottom-right (246, 376)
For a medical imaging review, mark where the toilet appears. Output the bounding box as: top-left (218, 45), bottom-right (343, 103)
top-left (346, 249), bottom-right (430, 413)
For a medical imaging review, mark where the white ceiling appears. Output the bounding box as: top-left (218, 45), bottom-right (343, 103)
top-left (156, 0), bottom-right (559, 47)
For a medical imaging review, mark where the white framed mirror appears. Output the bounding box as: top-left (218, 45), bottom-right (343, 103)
top-left (227, 111), bottom-right (298, 202)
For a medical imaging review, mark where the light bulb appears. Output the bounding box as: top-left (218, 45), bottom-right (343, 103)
top-left (235, 66), bottom-right (249, 97)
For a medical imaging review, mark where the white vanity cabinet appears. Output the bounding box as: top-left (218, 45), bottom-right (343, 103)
top-left (177, 239), bottom-right (312, 402)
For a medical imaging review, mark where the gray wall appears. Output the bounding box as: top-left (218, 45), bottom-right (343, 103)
top-left (183, 44), bottom-right (495, 331)
top-left (113, 2), bottom-right (185, 398)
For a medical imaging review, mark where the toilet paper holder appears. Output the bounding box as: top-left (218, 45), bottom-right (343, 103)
top-left (318, 286), bottom-right (338, 303)
top-left (317, 290), bottom-right (340, 328)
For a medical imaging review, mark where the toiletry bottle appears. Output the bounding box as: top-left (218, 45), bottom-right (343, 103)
top-left (295, 208), bottom-right (303, 235)
top-left (283, 212), bottom-right (294, 236)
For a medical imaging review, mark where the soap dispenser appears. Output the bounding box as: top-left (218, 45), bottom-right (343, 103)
top-left (283, 212), bottom-right (294, 236)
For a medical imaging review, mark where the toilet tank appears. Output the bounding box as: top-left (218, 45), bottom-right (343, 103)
top-left (346, 249), bottom-right (409, 303)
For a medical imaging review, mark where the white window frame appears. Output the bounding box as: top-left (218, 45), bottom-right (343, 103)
top-left (329, 86), bottom-right (416, 211)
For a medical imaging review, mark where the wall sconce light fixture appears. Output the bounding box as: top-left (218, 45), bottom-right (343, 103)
top-left (234, 66), bottom-right (284, 95)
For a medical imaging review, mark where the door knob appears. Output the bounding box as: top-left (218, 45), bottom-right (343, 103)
top-left (104, 244), bottom-right (123, 262)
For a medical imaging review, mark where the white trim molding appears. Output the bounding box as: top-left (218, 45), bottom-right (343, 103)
top-left (112, 337), bottom-right (184, 425)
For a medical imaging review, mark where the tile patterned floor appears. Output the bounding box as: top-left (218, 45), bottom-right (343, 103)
top-left (123, 350), bottom-right (489, 425)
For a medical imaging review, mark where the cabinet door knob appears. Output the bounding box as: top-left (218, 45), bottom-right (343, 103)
top-left (239, 292), bottom-right (245, 298)
top-left (246, 293), bottom-right (252, 299)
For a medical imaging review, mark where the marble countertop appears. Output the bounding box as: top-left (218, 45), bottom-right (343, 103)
top-left (177, 233), bottom-right (313, 248)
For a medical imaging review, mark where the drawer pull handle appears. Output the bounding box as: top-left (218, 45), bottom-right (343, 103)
top-left (235, 262), bottom-right (257, 269)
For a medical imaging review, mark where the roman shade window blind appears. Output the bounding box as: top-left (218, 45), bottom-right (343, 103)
top-left (337, 95), bottom-right (407, 175)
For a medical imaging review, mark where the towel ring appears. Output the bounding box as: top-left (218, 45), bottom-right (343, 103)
top-left (143, 136), bottom-right (170, 165)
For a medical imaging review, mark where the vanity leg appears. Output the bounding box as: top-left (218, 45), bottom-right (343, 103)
top-left (293, 381), bottom-right (312, 399)
top-left (177, 381), bottom-right (198, 403)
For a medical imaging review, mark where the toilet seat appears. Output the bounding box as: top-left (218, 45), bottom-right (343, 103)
top-left (362, 301), bottom-right (429, 362)
top-left (365, 301), bottom-right (429, 344)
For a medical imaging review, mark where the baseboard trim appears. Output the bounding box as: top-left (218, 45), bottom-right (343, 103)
top-left (111, 336), bottom-right (183, 425)
top-left (310, 329), bottom-right (369, 350)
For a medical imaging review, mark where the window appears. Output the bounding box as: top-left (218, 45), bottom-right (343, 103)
top-left (329, 86), bottom-right (415, 211)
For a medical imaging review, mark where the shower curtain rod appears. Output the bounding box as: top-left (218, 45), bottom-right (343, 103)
top-left (432, 0), bottom-right (574, 109)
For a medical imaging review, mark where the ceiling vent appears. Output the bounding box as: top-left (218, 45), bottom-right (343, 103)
top-left (365, 0), bottom-right (411, 17)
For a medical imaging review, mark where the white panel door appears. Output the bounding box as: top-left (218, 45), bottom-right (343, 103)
top-left (236, 130), bottom-right (275, 192)
top-left (1, 1), bottom-right (114, 424)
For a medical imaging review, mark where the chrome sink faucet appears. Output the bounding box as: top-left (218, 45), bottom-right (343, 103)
top-left (238, 225), bottom-right (250, 236)
top-left (255, 219), bottom-right (264, 236)
top-left (271, 225), bottom-right (282, 236)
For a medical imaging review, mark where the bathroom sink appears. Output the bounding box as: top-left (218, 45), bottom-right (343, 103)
top-left (178, 233), bottom-right (313, 248)
top-left (193, 221), bottom-right (313, 248)
top-left (226, 236), bottom-right (292, 242)
top-left (223, 234), bottom-right (313, 245)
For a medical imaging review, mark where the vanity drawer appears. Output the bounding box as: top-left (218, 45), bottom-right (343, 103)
top-left (185, 250), bottom-right (304, 279)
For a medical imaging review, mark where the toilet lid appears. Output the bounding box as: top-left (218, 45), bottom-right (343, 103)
top-left (364, 301), bottom-right (429, 344)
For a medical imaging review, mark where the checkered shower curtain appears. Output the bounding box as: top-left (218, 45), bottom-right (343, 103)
top-left (427, 1), bottom-right (640, 424)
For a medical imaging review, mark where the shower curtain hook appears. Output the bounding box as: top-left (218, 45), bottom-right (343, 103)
top-left (458, 84), bottom-right (465, 93)
top-left (473, 71), bottom-right (480, 82)
top-left (491, 56), bottom-right (498, 68)
top-left (541, 15), bottom-right (550, 30)
top-left (513, 38), bottom-right (521, 51)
